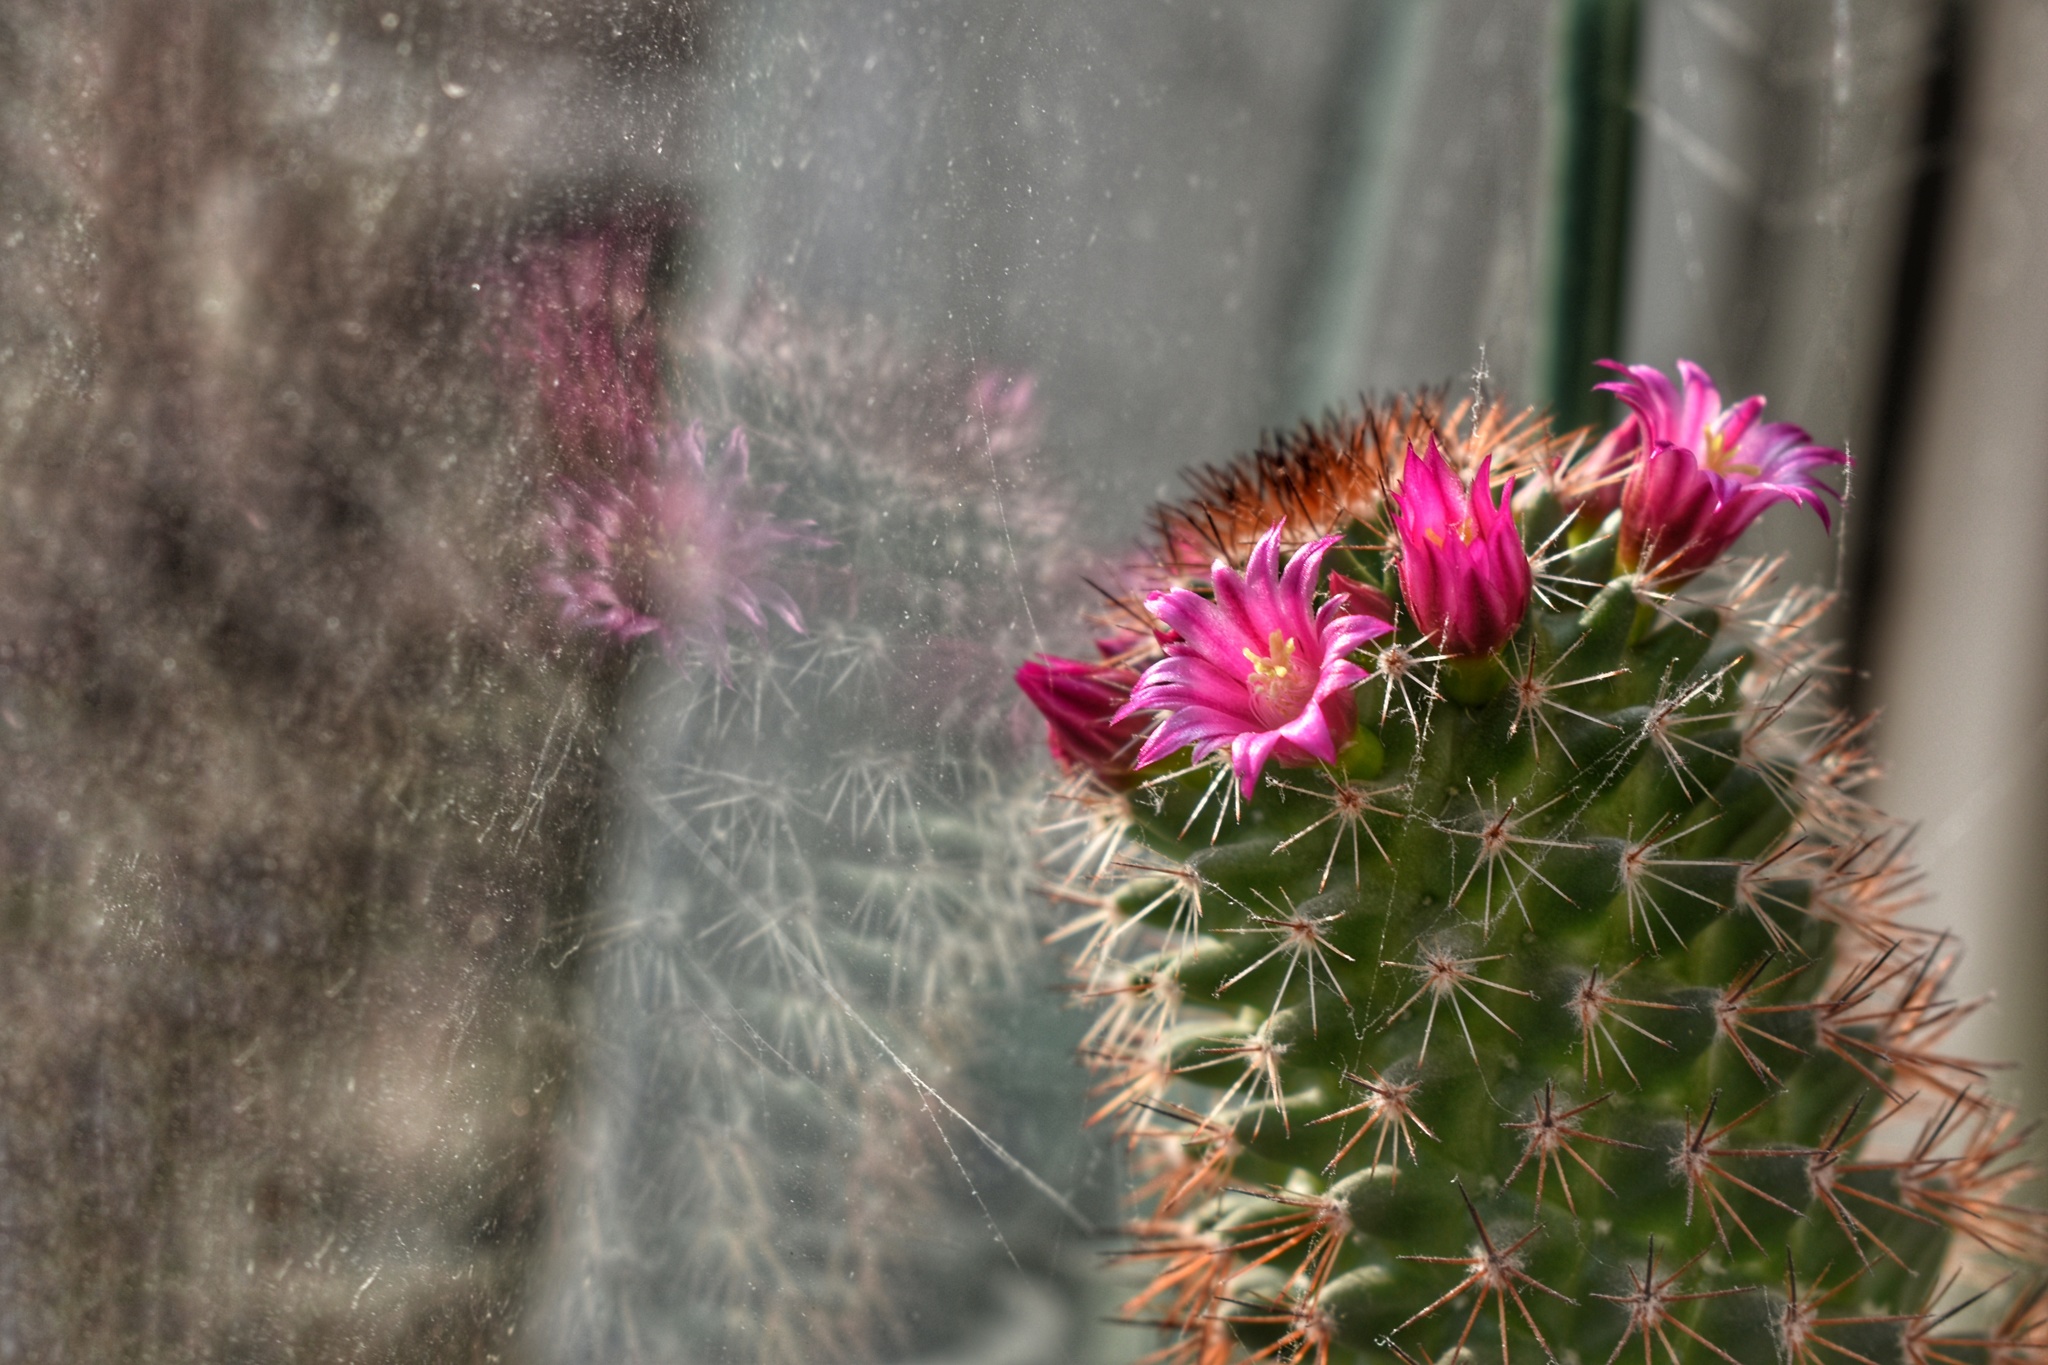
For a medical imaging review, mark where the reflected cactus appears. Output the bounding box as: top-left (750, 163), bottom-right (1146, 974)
top-left (1024, 382), bottom-right (2046, 1365)
top-left (508, 227), bottom-right (828, 675)
top-left (532, 286), bottom-right (1084, 1363)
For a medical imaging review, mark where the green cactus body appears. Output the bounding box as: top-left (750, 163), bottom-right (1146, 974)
top-left (1053, 398), bottom-right (2046, 1365)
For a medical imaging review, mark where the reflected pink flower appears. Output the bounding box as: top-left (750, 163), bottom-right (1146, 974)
top-left (1596, 359), bottom-right (1847, 584)
top-left (1115, 522), bottom-right (1390, 797)
top-left (504, 221), bottom-right (671, 479)
top-left (539, 422), bottom-right (826, 675)
top-left (961, 370), bottom-right (1042, 460)
top-left (1389, 436), bottom-right (1531, 658)
top-left (1015, 654), bottom-right (1147, 789)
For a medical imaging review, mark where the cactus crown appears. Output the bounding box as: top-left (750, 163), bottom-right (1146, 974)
top-left (1044, 395), bottom-right (2047, 1365)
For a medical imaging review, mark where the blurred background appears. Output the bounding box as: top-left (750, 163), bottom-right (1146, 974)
top-left (0, 0), bottom-right (2041, 1361)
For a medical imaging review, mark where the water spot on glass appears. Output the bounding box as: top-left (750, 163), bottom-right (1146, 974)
top-left (379, 11), bottom-right (399, 30)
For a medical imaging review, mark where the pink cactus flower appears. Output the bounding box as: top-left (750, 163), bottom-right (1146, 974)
top-left (539, 422), bottom-right (826, 675)
top-left (1595, 359), bottom-right (1847, 585)
top-left (1388, 436), bottom-right (1532, 658)
top-left (1015, 654), bottom-right (1147, 789)
top-left (1115, 522), bottom-right (1392, 797)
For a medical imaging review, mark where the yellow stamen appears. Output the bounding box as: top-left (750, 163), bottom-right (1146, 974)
top-left (1702, 429), bottom-right (1759, 476)
top-left (1245, 629), bottom-right (1297, 681)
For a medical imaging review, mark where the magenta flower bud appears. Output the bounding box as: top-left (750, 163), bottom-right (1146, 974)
top-left (1327, 571), bottom-right (1395, 626)
top-left (1555, 415), bottom-right (1639, 521)
top-left (1388, 436), bottom-right (1532, 659)
top-left (1016, 654), bottom-right (1148, 789)
top-left (1114, 521), bottom-right (1393, 797)
top-left (1596, 359), bottom-right (1847, 585)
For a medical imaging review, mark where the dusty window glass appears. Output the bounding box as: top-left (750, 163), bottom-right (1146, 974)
top-left (0, 3), bottom-right (1997, 1364)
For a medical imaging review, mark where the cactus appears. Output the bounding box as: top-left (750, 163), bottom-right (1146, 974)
top-left (1023, 381), bottom-right (2048, 1365)
top-left (535, 287), bottom-right (1087, 1363)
